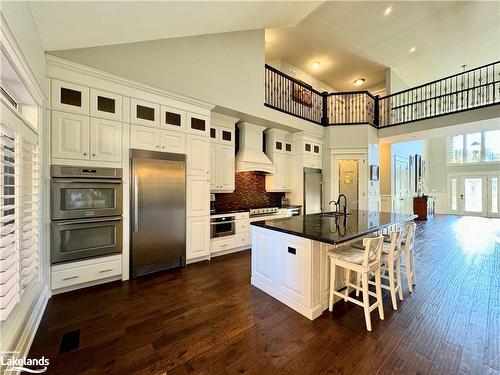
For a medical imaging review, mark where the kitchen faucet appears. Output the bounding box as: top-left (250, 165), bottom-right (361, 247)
top-left (328, 194), bottom-right (348, 215)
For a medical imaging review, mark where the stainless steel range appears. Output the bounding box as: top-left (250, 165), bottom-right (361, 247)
top-left (249, 207), bottom-right (279, 218)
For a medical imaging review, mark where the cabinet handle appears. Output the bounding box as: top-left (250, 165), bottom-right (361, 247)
top-left (220, 244), bottom-right (228, 248)
top-left (62, 275), bottom-right (79, 281)
top-left (134, 174), bottom-right (139, 232)
top-left (99, 268), bottom-right (114, 273)
top-left (287, 247), bottom-right (296, 255)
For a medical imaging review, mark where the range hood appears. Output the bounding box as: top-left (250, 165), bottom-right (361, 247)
top-left (236, 122), bottom-right (274, 174)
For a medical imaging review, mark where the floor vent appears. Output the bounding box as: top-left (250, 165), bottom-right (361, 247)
top-left (59, 329), bottom-right (80, 354)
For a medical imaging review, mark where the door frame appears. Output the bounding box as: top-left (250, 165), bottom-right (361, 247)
top-left (331, 152), bottom-right (367, 211)
top-left (393, 155), bottom-right (411, 214)
top-left (447, 171), bottom-right (500, 218)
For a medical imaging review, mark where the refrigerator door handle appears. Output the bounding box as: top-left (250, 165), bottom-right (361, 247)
top-left (134, 174), bottom-right (139, 233)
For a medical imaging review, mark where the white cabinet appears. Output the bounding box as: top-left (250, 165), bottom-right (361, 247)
top-left (52, 111), bottom-right (122, 162)
top-left (90, 89), bottom-right (122, 121)
top-left (303, 141), bottom-right (322, 169)
top-left (187, 175), bottom-right (210, 217)
top-left (209, 120), bottom-right (236, 193)
top-left (265, 129), bottom-right (293, 192)
top-left (130, 98), bottom-right (160, 126)
top-left (161, 105), bottom-right (186, 131)
top-left (187, 113), bottom-right (210, 137)
top-left (52, 111), bottom-right (90, 160)
top-left (266, 153), bottom-right (292, 192)
top-left (212, 145), bottom-right (235, 192)
top-left (186, 135), bottom-right (210, 176)
top-left (51, 79), bottom-right (89, 115)
top-left (186, 216), bottom-right (210, 259)
top-left (210, 144), bottom-right (217, 190)
top-left (130, 125), bottom-right (185, 154)
top-left (130, 124), bottom-right (157, 151)
top-left (159, 130), bottom-right (186, 154)
top-left (90, 118), bottom-right (122, 162)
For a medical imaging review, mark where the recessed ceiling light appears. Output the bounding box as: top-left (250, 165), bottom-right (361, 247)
top-left (409, 46), bottom-right (417, 53)
top-left (312, 61), bottom-right (320, 70)
top-left (354, 78), bottom-right (365, 86)
top-left (384, 6), bottom-right (392, 16)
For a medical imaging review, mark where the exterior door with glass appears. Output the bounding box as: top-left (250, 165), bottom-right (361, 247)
top-left (450, 175), bottom-right (499, 217)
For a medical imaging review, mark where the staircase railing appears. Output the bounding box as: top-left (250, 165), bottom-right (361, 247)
top-left (264, 61), bottom-right (500, 128)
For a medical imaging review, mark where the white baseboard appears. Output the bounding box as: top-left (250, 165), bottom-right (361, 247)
top-left (14, 285), bottom-right (50, 360)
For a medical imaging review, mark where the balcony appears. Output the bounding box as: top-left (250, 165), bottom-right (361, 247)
top-left (264, 61), bottom-right (500, 128)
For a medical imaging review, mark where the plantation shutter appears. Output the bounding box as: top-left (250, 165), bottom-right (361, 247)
top-left (20, 130), bottom-right (38, 293)
top-left (0, 123), bottom-right (18, 321)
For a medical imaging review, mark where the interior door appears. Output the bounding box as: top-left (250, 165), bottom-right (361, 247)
top-left (393, 156), bottom-right (410, 214)
top-left (488, 176), bottom-right (499, 218)
top-left (339, 159), bottom-right (359, 211)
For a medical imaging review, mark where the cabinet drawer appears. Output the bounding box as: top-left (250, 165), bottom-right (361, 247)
top-left (235, 233), bottom-right (251, 247)
top-left (234, 212), bottom-right (249, 220)
top-left (210, 237), bottom-right (235, 253)
top-left (235, 220), bottom-right (250, 233)
top-left (51, 258), bottom-right (121, 290)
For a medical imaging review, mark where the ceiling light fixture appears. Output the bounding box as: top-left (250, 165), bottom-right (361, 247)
top-left (312, 61), bottom-right (320, 70)
top-left (354, 78), bottom-right (365, 86)
top-left (409, 46), bottom-right (417, 53)
top-left (384, 6), bottom-right (392, 16)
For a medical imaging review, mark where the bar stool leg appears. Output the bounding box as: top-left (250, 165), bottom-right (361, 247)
top-left (329, 260), bottom-right (336, 311)
top-left (375, 269), bottom-right (384, 320)
top-left (411, 250), bottom-right (416, 285)
top-left (344, 269), bottom-right (350, 301)
top-left (405, 251), bottom-right (413, 293)
top-left (396, 256), bottom-right (403, 301)
top-left (388, 258), bottom-right (397, 310)
top-left (355, 273), bottom-right (360, 297)
top-left (361, 272), bottom-right (372, 331)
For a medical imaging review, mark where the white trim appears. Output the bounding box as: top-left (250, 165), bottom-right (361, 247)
top-left (0, 14), bottom-right (46, 104)
top-left (13, 285), bottom-right (49, 360)
top-left (329, 147), bottom-right (367, 155)
top-left (46, 55), bottom-right (214, 111)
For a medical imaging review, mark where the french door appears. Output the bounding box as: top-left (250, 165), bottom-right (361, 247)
top-left (449, 174), bottom-right (499, 217)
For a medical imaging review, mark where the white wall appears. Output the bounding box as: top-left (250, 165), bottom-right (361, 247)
top-left (49, 30), bottom-right (323, 136)
top-left (385, 68), bottom-right (409, 94)
top-left (1, 1), bottom-right (47, 96)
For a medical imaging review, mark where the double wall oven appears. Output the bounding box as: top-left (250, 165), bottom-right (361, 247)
top-left (50, 165), bottom-right (123, 264)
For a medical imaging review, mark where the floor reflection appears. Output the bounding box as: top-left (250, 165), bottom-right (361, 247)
top-left (452, 216), bottom-right (500, 256)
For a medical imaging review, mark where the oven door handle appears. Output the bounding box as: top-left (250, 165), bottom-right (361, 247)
top-left (210, 220), bottom-right (236, 224)
top-left (52, 179), bottom-right (122, 184)
top-left (134, 174), bottom-right (139, 233)
top-left (52, 217), bottom-right (122, 225)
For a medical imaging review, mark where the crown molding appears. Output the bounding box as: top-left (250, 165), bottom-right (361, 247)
top-left (46, 55), bottom-right (215, 111)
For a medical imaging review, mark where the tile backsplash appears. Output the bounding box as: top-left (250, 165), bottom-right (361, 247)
top-left (214, 172), bottom-right (284, 211)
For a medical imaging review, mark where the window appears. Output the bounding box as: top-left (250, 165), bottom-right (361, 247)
top-left (492, 178), bottom-right (498, 214)
top-left (451, 178), bottom-right (457, 211)
top-left (449, 130), bottom-right (500, 164)
top-left (485, 130), bottom-right (500, 161)
top-left (449, 135), bottom-right (463, 163)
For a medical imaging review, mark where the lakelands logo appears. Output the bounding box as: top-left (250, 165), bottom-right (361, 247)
top-left (1, 351), bottom-right (49, 373)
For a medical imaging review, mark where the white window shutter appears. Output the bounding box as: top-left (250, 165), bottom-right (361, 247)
top-left (0, 124), bottom-right (19, 321)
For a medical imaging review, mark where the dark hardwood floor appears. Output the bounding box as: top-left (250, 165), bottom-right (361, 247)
top-left (29, 215), bottom-right (500, 374)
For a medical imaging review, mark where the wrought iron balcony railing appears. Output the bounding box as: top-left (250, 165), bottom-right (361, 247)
top-left (264, 61), bottom-right (500, 128)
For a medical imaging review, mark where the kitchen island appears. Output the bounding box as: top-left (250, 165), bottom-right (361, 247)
top-left (250, 210), bottom-right (416, 320)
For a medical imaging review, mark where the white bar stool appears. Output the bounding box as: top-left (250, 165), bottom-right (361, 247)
top-left (379, 229), bottom-right (404, 310)
top-left (327, 235), bottom-right (384, 332)
top-left (401, 222), bottom-right (417, 292)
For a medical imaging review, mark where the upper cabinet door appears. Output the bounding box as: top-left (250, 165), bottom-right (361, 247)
top-left (209, 144), bottom-right (217, 190)
top-left (219, 145), bottom-right (235, 191)
top-left (130, 98), bottom-right (159, 127)
top-left (186, 135), bottom-right (210, 176)
top-left (218, 128), bottom-right (235, 146)
top-left (130, 124), bottom-right (159, 152)
top-left (159, 130), bottom-right (186, 154)
top-left (90, 118), bottom-right (122, 162)
top-left (187, 113), bottom-right (210, 137)
top-left (161, 105), bottom-right (186, 131)
top-left (90, 89), bottom-right (122, 121)
top-left (51, 111), bottom-right (90, 160)
top-left (51, 80), bottom-right (89, 115)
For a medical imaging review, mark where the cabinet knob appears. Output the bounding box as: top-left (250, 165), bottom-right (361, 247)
top-left (83, 152), bottom-right (87, 156)
top-left (92, 153), bottom-right (96, 156)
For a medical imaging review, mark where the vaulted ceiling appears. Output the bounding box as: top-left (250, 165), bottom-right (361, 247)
top-left (266, 1), bottom-right (500, 91)
top-left (27, 1), bottom-right (322, 50)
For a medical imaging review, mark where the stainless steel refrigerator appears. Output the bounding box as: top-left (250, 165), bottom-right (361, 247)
top-left (130, 149), bottom-right (186, 278)
top-left (303, 168), bottom-right (323, 214)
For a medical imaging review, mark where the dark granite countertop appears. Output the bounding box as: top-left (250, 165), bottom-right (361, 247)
top-left (250, 210), bottom-right (417, 245)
